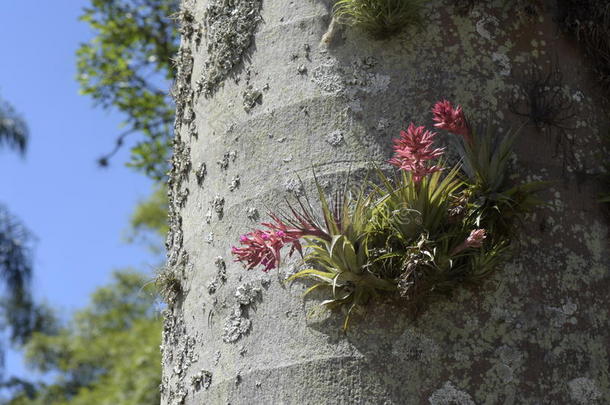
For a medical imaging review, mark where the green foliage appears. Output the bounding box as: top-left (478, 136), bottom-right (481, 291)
top-left (0, 204), bottom-right (35, 344)
top-left (371, 167), bottom-right (462, 240)
top-left (334, 0), bottom-right (427, 39)
top-left (130, 184), bottom-right (168, 237)
top-left (0, 98), bottom-right (53, 352)
top-left (0, 97), bottom-right (28, 155)
top-left (7, 270), bottom-right (161, 405)
top-left (368, 166), bottom-right (512, 306)
top-left (77, 0), bottom-right (179, 180)
top-left (126, 184), bottom-right (168, 253)
top-left (288, 184), bottom-right (395, 329)
top-left (455, 123), bottom-right (546, 238)
top-left (456, 124), bottom-right (517, 193)
top-left (286, 125), bottom-right (542, 329)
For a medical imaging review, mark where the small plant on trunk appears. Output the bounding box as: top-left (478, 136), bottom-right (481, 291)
top-left (333, 0), bottom-right (427, 39)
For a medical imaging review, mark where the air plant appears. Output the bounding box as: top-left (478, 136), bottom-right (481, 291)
top-left (231, 100), bottom-right (544, 330)
top-left (288, 190), bottom-right (396, 329)
top-left (510, 64), bottom-right (575, 130)
top-left (509, 63), bottom-right (577, 171)
top-left (333, 0), bottom-right (427, 39)
top-left (436, 100), bottom-right (545, 240)
top-left (155, 267), bottom-right (183, 304)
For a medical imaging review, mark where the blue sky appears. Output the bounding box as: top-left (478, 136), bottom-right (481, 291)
top-left (0, 1), bottom-right (163, 378)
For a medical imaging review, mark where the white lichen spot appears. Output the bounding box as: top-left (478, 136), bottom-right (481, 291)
top-left (284, 178), bottom-right (303, 195)
top-left (311, 62), bottom-right (345, 94)
top-left (392, 328), bottom-right (439, 363)
top-left (217, 151), bottom-right (237, 170)
top-left (199, 0), bottom-right (262, 97)
top-left (246, 207), bottom-right (259, 220)
top-left (428, 381), bottom-right (475, 405)
top-left (214, 256), bottom-right (227, 274)
top-left (582, 221), bottom-right (607, 263)
top-left (212, 195), bottom-right (225, 214)
top-left (190, 369), bottom-right (212, 390)
top-left (229, 175), bottom-right (240, 191)
top-left (222, 306), bottom-right (252, 343)
top-left (495, 364), bottom-right (514, 382)
top-left (546, 299), bottom-right (578, 327)
top-left (567, 377), bottom-right (602, 404)
top-left (242, 84), bottom-right (262, 112)
top-left (494, 345), bottom-right (523, 383)
top-left (365, 73), bottom-right (390, 94)
top-left (204, 232), bottom-right (214, 244)
top-left (572, 90), bottom-right (585, 102)
top-left (325, 130), bottom-right (344, 146)
top-left (235, 282), bottom-right (261, 305)
top-left (476, 16), bottom-right (499, 40)
top-left (492, 52), bottom-right (511, 76)
top-left (377, 118), bottom-right (390, 131)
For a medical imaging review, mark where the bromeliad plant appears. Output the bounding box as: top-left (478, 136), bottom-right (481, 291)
top-left (232, 100), bottom-right (543, 329)
top-left (333, 0), bottom-right (428, 39)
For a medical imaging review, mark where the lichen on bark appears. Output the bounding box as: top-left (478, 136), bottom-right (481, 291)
top-left (196, 0), bottom-right (263, 98)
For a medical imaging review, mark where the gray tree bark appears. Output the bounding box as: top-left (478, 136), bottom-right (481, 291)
top-left (162, 0), bottom-right (610, 403)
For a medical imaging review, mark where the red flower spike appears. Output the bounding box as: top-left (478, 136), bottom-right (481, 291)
top-left (389, 123), bottom-right (445, 182)
top-left (432, 100), bottom-right (471, 142)
top-left (233, 215), bottom-right (324, 272)
top-left (232, 229), bottom-right (286, 272)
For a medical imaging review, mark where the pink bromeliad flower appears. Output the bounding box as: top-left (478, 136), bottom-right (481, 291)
top-left (389, 123), bottom-right (445, 182)
top-left (232, 214), bottom-right (327, 272)
top-left (232, 229), bottom-right (295, 272)
top-left (432, 100), bottom-right (471, 142)
top-left (451, 229), bottom-right (487, 256)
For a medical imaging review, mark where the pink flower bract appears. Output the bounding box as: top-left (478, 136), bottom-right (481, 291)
top-left (432, 100), bottom-right (471, 141)
top-left (389, 123), bottom-right (445, 182)
top-left (232, 216), bottom-right (307, 272)
top-left (232, 229), bottom-right (290, 272)
top-left (465, 229), bottom-right (486, 248)
top-left (451, 229), bottom-right (487, 256)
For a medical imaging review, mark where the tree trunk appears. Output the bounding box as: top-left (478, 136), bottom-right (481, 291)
top-left (162, 0), bottom-right (610, 403)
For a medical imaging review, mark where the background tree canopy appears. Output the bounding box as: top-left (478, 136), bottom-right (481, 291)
top-left (7, 271), bottom-right (162, 405)
top-left (0, 97), bottom-right (53, 369)
top-left (0, 99), bottom-right (28, 155)
top-left (4, 0), bottom-right (177, 402)
top-left (77, 0), bottom-right (179, 181)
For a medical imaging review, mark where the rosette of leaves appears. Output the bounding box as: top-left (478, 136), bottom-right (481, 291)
top-left (286, 183), bottom-right (396, 330)
top-left (367, 167), bottom-right (508, 312)
top-left (333, 0), bottom-right (428, 39)
top-left (453, 122), bottom-right (546, 239)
